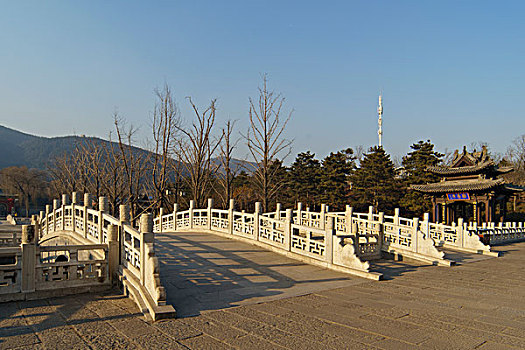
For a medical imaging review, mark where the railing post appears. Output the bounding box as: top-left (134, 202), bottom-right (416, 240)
top-left (71, 192), bottom-right (77, 233)
top-left (368, 206), bottom-right (374, 221)
top-left (107, 224), bottom-right (119, 284)
top-left (61, 194), bottom-right (69, 231)
top-left (53, 199), bottom-right (60, 232)
top-left (207, 198), bottom-right (213, 231)
top-left (139, 214), bottom-right (154, 285)
top-left (297, 202), bottom-right (303, 225)
top-left (394, 208), bottom-right (400, 226)
top-left (39, 211), bottom-right (45, 237)
top-left (173, 203), bottom-right (178, 231)
top-left (21, 225), bottom-right (36, 293)
top-left (119, 204), bottom-right (130, 266)
top-left (189, 200), bottom-right (194, 229)
top-left (31, 215), bottom-right (40, 242)
top-left (320, 204), bottom-right (327, 230)
top-left (325, 215), bottom-right (334, 264)
top-left (378, 212), bottom-right (385, 251)
top-left (45, 205), bottom-right (51, 234)
top-left (412, 217), bottom-right (419, 253)
top-left (285, 209), bottom-right (292, 251)
top-left (119, 204), bottom-right (130, 224)
top-left (254, 202), bottom-right (261, 241)
top-left (159, 208), bottom-right (164, 233)
top-left (228, 199), bottom-right (235, 234)
top-left (275, 203), bottom-right (282, 220)
top-left (457, 218), bottom-right (465, 249)
top-left (99, 196), bottom-right (108, 243)
top-left (83, 193), bottom-right (91, 238)
top-left (422, 213), bottom-right (430, 237)
top-left (345, 206), bottom-right (353, 235)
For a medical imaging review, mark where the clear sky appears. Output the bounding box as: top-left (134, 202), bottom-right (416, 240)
top-left (1, 1), bottom-right (524, 162)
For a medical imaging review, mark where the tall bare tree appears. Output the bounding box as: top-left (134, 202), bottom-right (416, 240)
top-left (175, 97), bottom-right (221, 208)
top-left (150, 84), bottom-right (180, 211)
top-left (114, 113), bottom-right (148, 220)
top-left (216, 120), bottom-right (240, 208)
top-left (244, 75), bottom-right (293, 211)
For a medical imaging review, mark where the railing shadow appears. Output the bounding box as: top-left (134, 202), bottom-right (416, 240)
top-left (368, 255), bottom-right (431, 280)
top-left (0, 290), bottom-right (140, 345)
top-left (155, 231), bottom-right (354, 317)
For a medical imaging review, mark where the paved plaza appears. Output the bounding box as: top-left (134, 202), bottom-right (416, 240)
top-left (1, 230), bottom-right (525, 349)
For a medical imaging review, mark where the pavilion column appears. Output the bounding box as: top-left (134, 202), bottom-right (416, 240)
top-left (432, 199), bottom-right (437, 223)
top-left (442, 203), bottom-right (446, 224)
top-left (473, 202), bottom-right (477, 225)
top-left (485, 199), bottom-right (489, 223)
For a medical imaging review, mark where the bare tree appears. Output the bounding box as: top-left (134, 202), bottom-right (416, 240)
top-left (0, 166), bottom-right (47, 216)
top-left (244, 75), bottom-right (293, 211)
top-left (354, 145), bottom-right (365, 167)
top-left (150, 84), bottom-right (180, 211)
top-left (175, 97), bottom-right (221, 208)
top-left (216, 120), bottom-right (240, 208)
top-left (505, 135), bottom-right (525, 185)
top-left (114, 113), bottom-right (148, 219)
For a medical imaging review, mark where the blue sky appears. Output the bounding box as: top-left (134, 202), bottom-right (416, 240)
top-left (1, 1), bottom-right (524, 162)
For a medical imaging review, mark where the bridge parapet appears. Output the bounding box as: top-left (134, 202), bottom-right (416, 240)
top-left (35, 193), bottom-right (175, 321)
top-left (156, 199), bottom-right (525, 272)
top-left (154, 200), bottom-right (383, 280)
top-left (288, 205), bottom-right (525, 257)
top-left (0, 223), bottom-right (111, 303)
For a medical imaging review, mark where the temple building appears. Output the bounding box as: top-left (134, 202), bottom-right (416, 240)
top-left (411, 146), bottom-right (522, 224)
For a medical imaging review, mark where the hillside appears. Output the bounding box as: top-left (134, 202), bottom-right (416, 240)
top-left (0, 125), bottom-right (254, 173)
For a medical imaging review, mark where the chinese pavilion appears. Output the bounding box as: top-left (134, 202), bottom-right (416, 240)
top-left (411, 146), bottom-right (522, 224)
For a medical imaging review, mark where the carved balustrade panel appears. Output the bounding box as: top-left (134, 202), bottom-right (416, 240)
top-left (176, 211), bottom-right (190, 229)
top-left (122, 225), bottom-right (141, 271)
top-left (192, 209), bottom-right (208, 228)
top-left (211, 210), bottom-right (229, 232)
top-left (290, 224), bottom-right (326, 260)
top-left (36, 244), bottom-right (108, 289)
top-left (232, 212), bottom-right (254, 237)
top-left (258, 216), bottom-right (285, 247)
top-left (0, 248), bottom-right (21, 294)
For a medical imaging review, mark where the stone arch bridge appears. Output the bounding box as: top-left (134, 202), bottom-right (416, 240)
top-left (1, 192), bottom-right (525, 320)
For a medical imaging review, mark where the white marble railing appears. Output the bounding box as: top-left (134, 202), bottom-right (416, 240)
top-left (0, 225), bottom-right (110, 302)
top-left (0, 233), bottom-right (21, 247)
top-left (154, 200), bottom-right (381, 280)
top-left (35, 193), bottom-right (174, 321)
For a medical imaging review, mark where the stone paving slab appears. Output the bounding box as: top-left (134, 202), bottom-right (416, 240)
top-left (1, 235), bottom-right (525, 349)
top-left (155, 231), bottom-right (367, 317)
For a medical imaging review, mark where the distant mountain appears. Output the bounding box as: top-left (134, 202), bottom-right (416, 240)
top-left (0, 125), bottom-right (255, 173)
top-left (0, 125), bottom-right (125, 170)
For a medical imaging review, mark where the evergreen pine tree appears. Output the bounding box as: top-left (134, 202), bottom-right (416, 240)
top-left (400, 140), bottom-right (443, 216)
top-left (350, 146), bottom-right (401, 212)
top-left (287, 151), bottom-right (321, 208)
top-left (320, 148), bottom-right (355, 210)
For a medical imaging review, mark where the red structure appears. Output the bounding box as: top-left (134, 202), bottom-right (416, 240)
top-left (0, 194), bottom-right (16, 217)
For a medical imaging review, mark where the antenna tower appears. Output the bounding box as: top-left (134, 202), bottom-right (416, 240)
top-left (377, 94), bottom-right (383, 147)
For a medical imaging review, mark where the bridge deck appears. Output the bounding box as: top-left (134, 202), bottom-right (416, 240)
top-left (2, 235), bottom-right (525, 348)
top-left (156, 230), bottom-right (367, 317)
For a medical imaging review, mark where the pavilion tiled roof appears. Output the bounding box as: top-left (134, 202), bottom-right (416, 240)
top-left (427, 162), bottom-right (514, 176)
top-left (427, 161), bottom-right (493, 175)
top-left (410, 178), bottom-right (505, 193)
